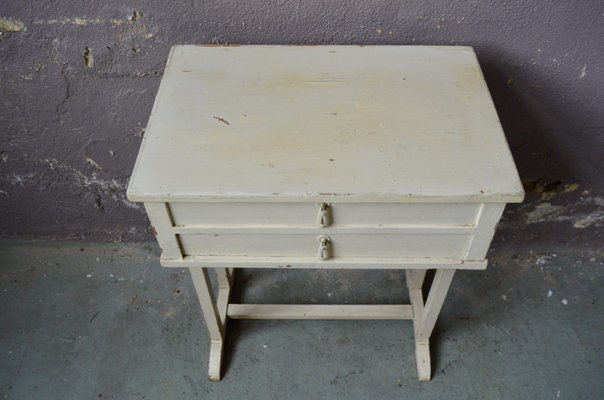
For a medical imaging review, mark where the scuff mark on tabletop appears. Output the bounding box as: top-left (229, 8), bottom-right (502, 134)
top-left (318, 192), bottom-right (352, 196)
top-left (213, 116), bottom-right (230, 125)
top-left (89, 310), bottom-right (100, 324)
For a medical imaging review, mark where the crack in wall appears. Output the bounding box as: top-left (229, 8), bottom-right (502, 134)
top-left (54, 63), bottom-right (71, 121)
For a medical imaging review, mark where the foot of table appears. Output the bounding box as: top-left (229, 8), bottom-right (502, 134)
top-left (208, 339), bottom-right (224, 381)
top-left (190, 267), bottom-right (234, 381)
top-left (415, 340), bottom-right (431, 381)
top-left (406, 269), bottom-right (455, 381)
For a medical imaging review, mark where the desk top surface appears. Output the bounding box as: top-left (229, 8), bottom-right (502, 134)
top-left (127, 45), bottom-right (524, 203)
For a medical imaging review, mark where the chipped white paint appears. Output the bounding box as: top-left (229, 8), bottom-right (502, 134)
top-left (130, 45), bottom-right (524, 382)
top-left (579, 64), bottom-right (587, 78)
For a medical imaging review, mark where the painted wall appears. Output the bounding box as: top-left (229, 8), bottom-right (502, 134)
top-left (1, 1), bottom-right (603, 249)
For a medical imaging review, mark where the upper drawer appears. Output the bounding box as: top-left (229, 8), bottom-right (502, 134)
top-left (168, 202), bottom-right (481, 227)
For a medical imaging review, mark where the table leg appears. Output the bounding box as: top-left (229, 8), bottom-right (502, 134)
top-left (190, 267), bottom-right (234, 381)
top-left (406, 269), bottom-right (456, 381)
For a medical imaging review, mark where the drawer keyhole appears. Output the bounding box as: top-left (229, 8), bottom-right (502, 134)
top-left (316, 203), bottom-right (331, 227)
top-left (317, 235), bottom-right (331, 261)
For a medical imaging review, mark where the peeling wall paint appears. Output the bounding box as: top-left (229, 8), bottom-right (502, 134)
top-left (524, 198), bottom-right (604, 228)
top-left (83, 47), bottom-right (94, 68)
top-left (0, 17), bottom-right (25, 32)
top-left (0, 1), bottom-right (603, 246)
top-left (33, 18), bottom-right (102, 26)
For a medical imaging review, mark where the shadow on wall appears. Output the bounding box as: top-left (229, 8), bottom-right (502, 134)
top-left (478, 48), bottom-right (604, 252)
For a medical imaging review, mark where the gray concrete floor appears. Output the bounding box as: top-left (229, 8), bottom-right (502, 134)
top-left (0, 241), bottom-right (602, 399)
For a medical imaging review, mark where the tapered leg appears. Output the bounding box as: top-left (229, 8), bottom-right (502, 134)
top-left (190, 267), bottom-right (234, 381)
top-left (406, 269), bottom-right (455, 381)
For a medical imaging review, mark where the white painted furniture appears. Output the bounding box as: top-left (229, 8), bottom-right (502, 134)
top-left (127, 45), bottom-right (524, 382)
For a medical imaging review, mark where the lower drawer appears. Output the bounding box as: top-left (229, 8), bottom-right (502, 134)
top-left (178, 232), bottom-right (471, 259)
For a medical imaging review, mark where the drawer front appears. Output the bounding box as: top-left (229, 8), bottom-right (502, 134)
top-left (329, 203), bottom-right (480, 226)
top-left (329, 233), bottom-right (471, 258)
top-left (178, 232), bottom-right (471, 259)
top-left (170, 203), bottom-right (318, 226)
top-left (169, 202), bottom-right (480, 227)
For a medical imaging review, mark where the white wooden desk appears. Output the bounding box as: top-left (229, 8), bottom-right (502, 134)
top-left (127, 45), bottom-right (524, 382)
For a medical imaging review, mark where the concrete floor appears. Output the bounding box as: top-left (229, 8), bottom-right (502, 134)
top-left (0, 241), bottom-right (602, 399)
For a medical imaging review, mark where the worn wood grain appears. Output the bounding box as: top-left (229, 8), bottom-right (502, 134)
top-left (127, 45), bottom-right (524, 203)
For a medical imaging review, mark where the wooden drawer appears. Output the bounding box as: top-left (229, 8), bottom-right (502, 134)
top-left (146, 201), bottom-right (505, 268)
top-left (168, 202), bottom-right (481, 227)
top-left (330, 203), bottom-right (480, 226)
top-left (178, 232), bottom-right (471, 259)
